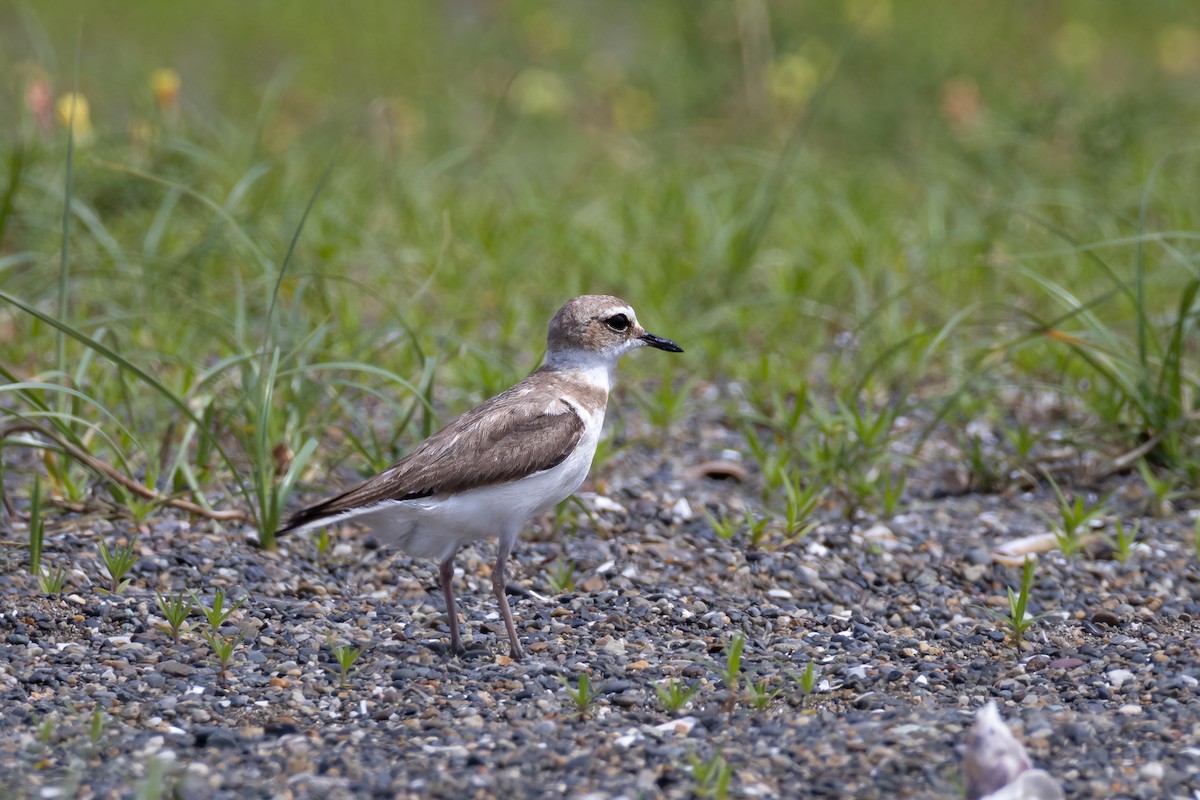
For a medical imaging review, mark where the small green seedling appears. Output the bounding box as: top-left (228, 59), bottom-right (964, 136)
top-left (878, 470), bottom-right (906, 517)
top-left (744, 425), bottom-right (790, 500)
top-left (988, 556), bottom-right (1046, 647)
top-left (89, 704), bottom-right (105, 747)
top-left (97, 535), bottom-right (139, 595)
top-left (1137, 460), bottom-right (1182, 518)
top-left (964, 435), bottom-right (1003, 493)
top-left (716, 632), bottom-right (745, 712)
top-left (1110, 519), bottom-right (1140, 564)
top-left (547, 559), bottom-right (578, 594)
top-left (747, 678), bottom-right (782, 710)
top-left (705, 510), bottom-right (739, 542)
top-left (1042, 472), bottom-right (1107, 557)
top-left (44, 452), bottom-right (88, 505)
top-left (26, 477), bottom-right (66, 594)
top-left (688, 749), bottom-right (733, 800)
top-left (743, 512), bottom-right (772, 549)
top-left (328, 642), bottom-right (363, 687)
top-left (192, 587), bottom-right (244, 629)
top-left (36, 713), bottom-right (56, 746)
top-left (37, 565), bottom-right (69, 595)
top-left (1002, 422), bottom-right (1041, 465)
top-left (120, 470), bottom-right (162, 523)
top-left (200, 630), bottom-right (242, 681)
top-left (628, 375), bottom-right (696, 441)
top-left (156, 590), bottom-right (193, 643)
top-left (655, 678), bottom-right (699, 714)
top-left (136, 755), bottom-right (168, 800)
top-left (706, 509), bottom-right (770, 547)
top-left (781, 474), bottom-right (823, 542)
top-left (843, 469), bottom-right (878, 519)
top-left (561, 672), bottom-right (599, 717)
top-left (314, 528), bottom-right (331, 562)
top-left (797, 660), bottom-right (818, 706)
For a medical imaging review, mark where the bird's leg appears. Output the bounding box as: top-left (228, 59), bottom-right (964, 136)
top-left (492, 535), bottom-right (524, 661)
top-left (438, 555), bottom-right (464, 656)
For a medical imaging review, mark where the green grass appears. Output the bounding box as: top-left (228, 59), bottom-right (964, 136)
top-left (194, 588), bottom-right (245, 681)
top-left (687, 749), bottom-right (733, 800)
top-left (1041, 472), bottom-right (1110, 557)
top-left (200, 630), bottom-right (241, 683)
top-left (746, 678), bottom-right (782, 711)
top-left (37, 564), bottom-right (68, 594)
top-left (191, 587), bottom-right (244, 629)
top-left (88, 704), bottom-right (105, 748)
top-left (327, 641), bottom-right (364, 688)
top-left (561, 672), bottom-right (599, 718)
top-left (1137, 459), bottom-right (1185, 517)
top-left (26, 473), bottom-right (44, 575)
top-left (716, 632), bottom-right (746, 712)
top-left (1110, 518), bottom-right (1141, 564)
top-left (154, 589), bottom-right (192, 643)
top-left (0, 3), bottom-right (1198, 539)
top-left (986, 557), bottom-right (1050, 648)
top-left (796, 661), bottom-right (818, 707)
top-left (545, 558), bottom-right (578, 594)
top-left (655, 678), bottom-right (699, 715)
top-left (95, 534), bottom-right (138, 595)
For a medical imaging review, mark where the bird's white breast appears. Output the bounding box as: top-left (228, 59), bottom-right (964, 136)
top-left (352, 387), bottom-right (607, 562)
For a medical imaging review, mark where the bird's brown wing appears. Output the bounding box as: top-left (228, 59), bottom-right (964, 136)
top-left (277, 390), bottom-right (586, 535)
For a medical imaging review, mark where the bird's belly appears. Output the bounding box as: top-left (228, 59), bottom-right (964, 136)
top-left (356, 427), bottom-right (601, 561)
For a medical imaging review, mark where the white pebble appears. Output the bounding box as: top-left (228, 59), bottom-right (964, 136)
top-left (602, 637), bottom-right (627, 656)
top-left (586, 494), bottom-right (626, 514)
top-left (1139, 762), bottom-right (1164, 780)
top-left (1106, 669), bottom-right (1135, 688)
top-left (655, 716), bottom-right (697, 735)
top-left (614, 728), bottom-right (643, 748)
top-left (671, 497), bottom-right (693, 521)
top-left (860, 523), bottom-right (894, 542)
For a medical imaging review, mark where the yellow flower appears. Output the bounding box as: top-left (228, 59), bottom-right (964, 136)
top-left (509, 68), bottom-right (569, 117)
top-left (151, 68), bottom-right (181, 111)
top-left (1158, 25), bottom-right (1200, 76)
top-left (769, 55), bottom-right (819, 106)
top-left (55, 92), bottom-right (94, 146)
top-left (611, 86), bottom-right (657, 132)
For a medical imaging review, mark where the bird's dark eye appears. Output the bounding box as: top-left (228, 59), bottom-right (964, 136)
top-left (604, 313), bottom-right (630, 332)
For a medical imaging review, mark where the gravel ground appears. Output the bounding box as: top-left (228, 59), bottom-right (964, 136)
top-left (1, 404), bottom-right (1199, 799)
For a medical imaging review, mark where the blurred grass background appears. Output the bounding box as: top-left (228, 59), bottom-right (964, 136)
top-left (1, 1), bottom-right (1199, 525)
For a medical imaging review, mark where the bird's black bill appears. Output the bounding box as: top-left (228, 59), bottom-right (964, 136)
top-left (640, 332), bottom-right (684, 353)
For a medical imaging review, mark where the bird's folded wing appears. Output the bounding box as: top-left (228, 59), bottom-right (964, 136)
top-left (278, 396), bottom-right (586, 533)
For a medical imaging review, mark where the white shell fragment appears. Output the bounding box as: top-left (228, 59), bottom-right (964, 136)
top-left (965, 702), bottom-right (1064, 800)
top-left (990, 534), bottom-right (1058, 566)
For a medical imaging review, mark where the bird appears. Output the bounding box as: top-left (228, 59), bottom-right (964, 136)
top-left (276, 295), bottom-right (683, 660)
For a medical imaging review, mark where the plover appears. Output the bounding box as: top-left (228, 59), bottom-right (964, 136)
top-left (277, 295), bottom-right (682, 660)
